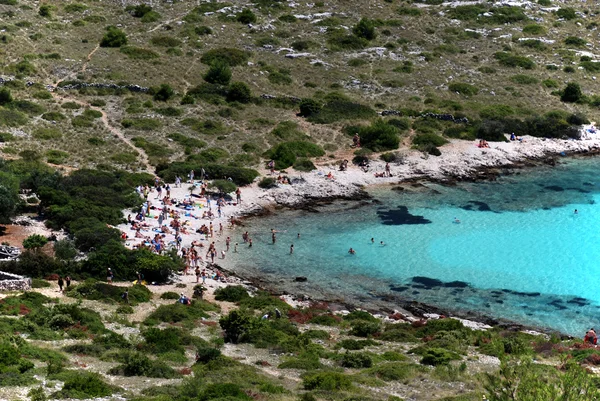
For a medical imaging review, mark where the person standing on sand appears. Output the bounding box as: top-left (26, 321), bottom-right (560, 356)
top-left (58, 276), bottom-right (64, 293)
top-left (385, 163), bottom-right (391, 177)
top-left (195, 266), bottom-right (201, 283)
top-left (65, 276), bottom-right (71, 290)
top-left (236, 187), bottom-right (242, 204)
top-left (226, 236), bottom-right (231, 251)
top-left (107, 268), bottom-right (114, 283)
top-left (175, 176), bottom-right (181, 188)
top-left (189, 170), bottom-right (195, 183)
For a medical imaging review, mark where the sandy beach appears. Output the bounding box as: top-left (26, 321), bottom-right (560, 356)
top-left (114, 130), bottom-right (600, 324)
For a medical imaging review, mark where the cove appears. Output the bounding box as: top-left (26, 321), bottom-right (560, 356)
top-left (229, 156), bottom-right (600, 336)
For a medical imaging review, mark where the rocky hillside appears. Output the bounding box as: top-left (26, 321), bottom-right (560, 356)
top-left (1, 277), bottom-right (600, 401)
top-left (0, 0), bottom-right (598, 172)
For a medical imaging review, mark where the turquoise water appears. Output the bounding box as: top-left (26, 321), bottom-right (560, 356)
top-left (229, 157), bottom-right (600, 335)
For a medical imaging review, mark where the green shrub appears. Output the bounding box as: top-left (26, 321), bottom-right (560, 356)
top-left (160, 291), bottom-right (180, 300)
top-left (263, 141), bottom-right (325, 169)
top-left (237, 9), bottom-right (256, 24)
top-left (115, 305), bottom-right (134, 314)
top-left (122, 118), bottom-right (162, 130)
top-left (397, 6), bottom-right (421, 16)
top-left (0, 88), bottom-right (12, 105)
top-left (201, 48), bottom-right (251, 66)
top-left (353, 18), bottom-right (377, 40)
top-left (279, 14), bottom-right (297, 22)
top-left (412, 133), bottom-right (448, 148)
top-left (327, 34), bottom-right (368, 51)
top-left (349, 321), bottom-right (380, 337)
top-left (100, 26), bottom-right (127, 48)
top-left (580, 61), bottom-right (600, 72)
top-left (522, 24), bottom-right (546, 35)
top-left (195, 26), bottom-right (213, 35)
top-left (144, 301), bottom-right (214, 326)
top-left (417, 347), bottom-right (461, 366)
top-left (356, 120), bottom-right (400, 152)
top-left (367, 362), bottom-right (421, 381)
top-left (41, 111), bottom-right (66, 121)
top-left (279, 353), bottom-right (322, 370)
top-left (204, 60), bottom-right (232, 85)
top-left (227, 82), bottom-right (252, 103)
top-left (200, 383), bottom-right (252, 401)
top-left (494, 52), bottom-right (535, 69)
top-left (340, 352), bottom-right (373, 368)
top-left (108, 352), bottom-right (178, 378)
top-left (31, 279), bottom-right (51, 288)
top-left (294, 158), bottom-right (316, 172)
top-left (303, 371), bottom-right (352, 391)
top-left (0, 109), bottom-right (28, 127)
top-left (556, 7), bottom-right (577, 20)
top-left (565, 36), bottom-right (587, 47)
top-left (336, 339), bottom-right (378, 350)
top-left (219, 310), bottom-right (257, 344)
top-left (120, 46), bottom-right (160, 60)
top-left (510, 74), bottom-right (539, 85)
top-left (448, 82), bottom-right (479, 96)
top-left (151, 36), bottom-right (182, 47)
top-left (258, 177), bottom-right (276, 189)
top-left (519, 39), bottom-right (546, 51)
top-left (307, 94), bottom-right (376, 124)
top-left (33, 128), bottom-right (62, 140)
top-left (55, 372), bottom-right (115, 399)
top-left (67, 280), bottom-right (151, 305)
top-left (561, 82), bottom-right (583, 103)
top-left (214, 285), bottom-right (250, 302)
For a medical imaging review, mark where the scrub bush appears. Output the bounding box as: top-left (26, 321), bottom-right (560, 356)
top-left (214, 285), bottom-right (250, 302)
top-left (144, 301), bottom-right (216, 326)
top-left (204, 60), bottom-right (232, 85)
top-left (263, 141), bottom-right (325, 169)
top-left (201, 48), bottom-right (251, 66)
top-left (108, 352), bottom-right (178, 378)
top-left (494, 52), bottom-right (535, 69)
top-left (100, 26), bottom-right (127, 47)
top-left (335, 339), bottom-right (379, 350)
top-left (340, 352), bottom-right (373, 368)
top-left (415, 347), bottom-right (461, 366)
top-left (67, 280), bottom-right (151, 305)
top-left (356, 120), bottom-right (400, 152)
top-left (160, 291), bottom-right (180, 300)
top-left (303, 371), bottom-right (352, 391)
top-left (367, 362), bottom-right (422, 381)
top-left (412, 133), bottom-right (449, 148)
top-left (55, 372), bottom-right (115, 398)
top-left (448, 82), bottom-right (479, 96)
top-left (349, 321), bottom-right (380, 337)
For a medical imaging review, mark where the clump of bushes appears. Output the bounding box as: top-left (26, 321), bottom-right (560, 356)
top-left (160, 291), bottom-right (180, 300)
top-left (494, 52), bottom-right (535, 69)
top-left (144, 300), bottom-right (218, 326)
top-left (67, 280), bottom-right (151, 305)
top-left (340, 352), bottom-right (373, 368)
top-left (448, 82), bottom-right (479, 96)
top-left (302, 93), bottom-right (377, 124)
top-left (355, 120), bottom-right (400, 152)
top-left (100, 26), bottom-right (127, 48)
top-left (201, 48), bottom-right (251, 66)
top-left (54, 371), bottom-right (116, 398)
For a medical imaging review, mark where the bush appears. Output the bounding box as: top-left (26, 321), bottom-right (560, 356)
top-left (214, 285), bottom-right (250, 302)
top-left (152, 84), bottom-right (174, 102)
top-left (556, 7), bottom-right (577, 20)
top-left (219, 310), bottom-right (258, 344)
top-left (108, 352), bottom-right (178, 378)
top-left (120, 46), bottom-right (159, 59)
top-left (115, 305), bottom-right (133, 314)
top-left (195, 26), bottom-right (213, 35)
top-left (327, 34), bottom-right (368, 51)
top-left (201, 48), bottom-right (251, 67)
top-left (0, 88), bottom-right (12, 105)
top-left (353, 18), bottom-right (377, 40)
top-left (307, 94), bottom-right (376, 124)
top-left (417, 347), bottom-right (461, 366)
top-left (561, 82), bottom-right (584, 103)
top-left (264, 141), bottom-right (325, 169)
top-left (157, 162), bottom-right (259, 185)
top-left (412, 133), bottom-right (449, 148)
top-left (565, 36), bottom-right (587, 47)
top-left (237, 9), bottom-right (256, 24)
top-left (68, 280), bottom-right (151, 305)
top-left (448, 82), bottom-right (479, 96)
top-left (144, 301), bottom-right (214, 326)
top-left (200, 383), bottom-right (252, 401)
top-left (368, 362), bottom-right (421, 381)
top-left (349, 321), bottom-right (380, 337)
top-left (150, 36), bottom-right (182, 47)
top-left (160, 291), bottom-right (180, 300)
top-left (340, 352), bottom-right (373, 368)
top-left (204, 60), bottom-right (232, 85)
top-left (56, 372), bottom-right (115, 398)
top-left (298, 98), bottom-right (322, 117)
top-left (258, 177), bottom-right (276, 189)
top-left (294, 158), bottom-right (316, 172)
top-left (510, 74), bottom-right (539, 85)
top-left (522, 24), bottom-right (546, 35)
top-left (100, 26), bottom-right (127, 47)
top-left (494, 52), bottom-right (535, 69)
top-left (227, 82), bottom-right (252, 103)
top-left (31, 279), bottom-right (51, 288)
top-left (357, 120), bottom-right (400, 152)
top-left (303, 371), bottom-right (352, 391)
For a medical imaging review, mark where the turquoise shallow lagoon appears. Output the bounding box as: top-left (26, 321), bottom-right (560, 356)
top-left (230, 157), bottom-right (600, 335)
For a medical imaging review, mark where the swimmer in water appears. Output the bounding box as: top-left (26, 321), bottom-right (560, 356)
top-left (348, 248), bottom-right (356, 255)
top-left (371, 238), bottom-right (374, 243)
top-left (290, 244), bottom-right (294, 254)
top-left (380, 241), bottom-right (385, 246)
top-left (453, 217), bottom-right (461, 224)
top-left (574, 209), bottom-right (579, 214)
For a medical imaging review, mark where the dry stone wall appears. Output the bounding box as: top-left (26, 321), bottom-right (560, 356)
top-left (0, 271), bottom-right (31, 291)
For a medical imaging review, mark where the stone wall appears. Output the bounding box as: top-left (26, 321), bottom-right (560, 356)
top-left (0, 271), bottom-right (31, 291)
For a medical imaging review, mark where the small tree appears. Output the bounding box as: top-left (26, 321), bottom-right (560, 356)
top-left (0, 88), bottom-right (12, 105)
top-left (100, 26), bottom-right (128, 48)
top-left (210, 180), bottom-right (236, 195)
top-left (561, 82), bottom-right (584, 103)
top-left (227, 82), bottom-right (251, 103)
top-left (204, 60), bottom-right (232, 85)
top-left (153, 84), bottom-right (174, 102)
top-left (237, 9), bottom-right (257, 24)
top-left (353, 18), bottom-right (377, 41)
top-left (219, 310), bottom-right (257, 343)
top-left (39, 5), bottom-right (52, 17)
top-left (23, 234), bottom-right (48, 252)
top-left (298, 98), bottom-right (322, 117)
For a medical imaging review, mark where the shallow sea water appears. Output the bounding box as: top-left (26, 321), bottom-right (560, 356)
top-left (229, 157), bottom-right (600, 335)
